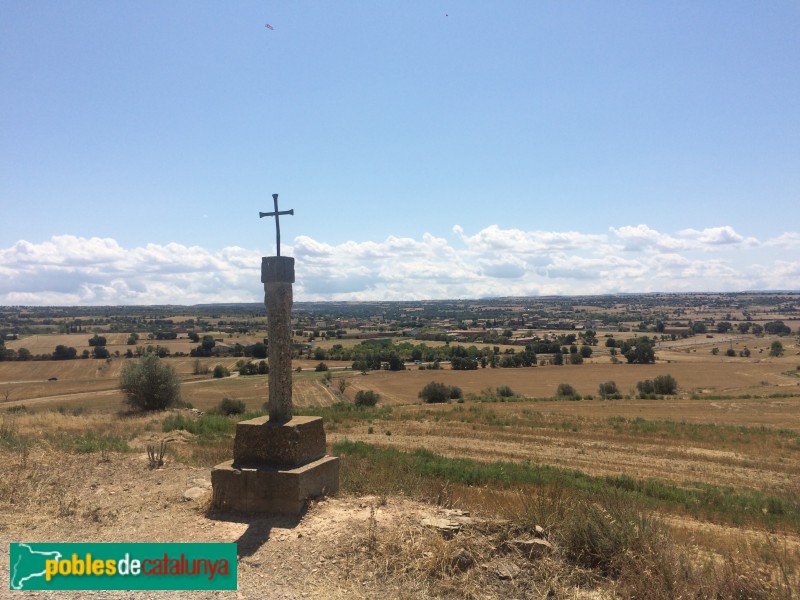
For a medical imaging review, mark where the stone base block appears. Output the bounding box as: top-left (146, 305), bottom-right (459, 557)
top-left (233, 415), bottom-right (326, 468)
top-left (211, 455), bottom-right (340, 516)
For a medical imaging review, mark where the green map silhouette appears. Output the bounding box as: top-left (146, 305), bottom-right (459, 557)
top-left (10, 544), bottom-right (62, 590)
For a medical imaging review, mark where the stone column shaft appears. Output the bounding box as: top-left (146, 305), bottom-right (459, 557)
top-left (262, 257), bottom-right (294, 423)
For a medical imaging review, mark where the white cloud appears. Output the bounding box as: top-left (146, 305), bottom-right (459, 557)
top-left (765, 232), bottom-right (800, 249)
top-left (0, 226), bottom-right (796, 305)
top-left (610, 224), bottom-right (757, 252)
top-left (678, 226), bottom-right (758, 247)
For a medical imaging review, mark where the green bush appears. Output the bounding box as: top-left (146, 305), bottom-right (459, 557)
top-left (419, 381), bottom-right (461, 403)
top-left (212, 364), bottom-right (230, 378)
top-left (636, 374), bottom-right (678, 397)
top-left (217, 397), bottom-right (246, 415)
top-left (354, 390), bottom-right (379, 407)
top-left (496, 385), bottom-right (515, 398)
top-left (315, 362), bottom-right (329, 372)
top-left (120, 353), bottom-right (181, 411)
top-left (556, 383), bottom-right (580, 399)
top-left (598, 381), bottom-right (621, 399)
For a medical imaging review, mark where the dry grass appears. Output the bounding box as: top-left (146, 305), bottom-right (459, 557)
top-left (323, 487), bottom-right (799, 599)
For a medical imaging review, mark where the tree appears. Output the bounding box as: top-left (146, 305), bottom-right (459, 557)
top-left (249, 342), bottom-right (268, 359)
top-left (315, 362), bottom-right (329, 372)
top-left (653, 374), bottom-right (678, 394)
top-left (53, 345), bottom-right (77, 360)
top-left (127, 333), bottom-right (139, 345)
top-left (191, 335), bottom-right (216, 357)
top-left (556, 383), bottom-right (579, 399)
top-left (93, 345), bottom-right (110, 359)
top-left (637, 374), bottom-right (677, 397)
top-left (579, 345), bottom-right (592, 358)
top-left (387, 353), bottom-right (405, 371)
top-left (598, 381), bottom-right (620, 399)
top-left (419, 381), bottom-right (461, 403)
top-left (355, 390), bottom-right (379, 407)
top-left (765, 321), bottom-right (791, 336)
top-left (770, 341), bottom-right (784, 357)
top-left (690, 322), bottom-right (707, 334)
top-left (213, 364), bottom-right (230, 378)
top-left (88, 334), bottom-right (107, 347)
top-left (120, 353), bottom-right (181, 411)
top-left (623, 338), bottom-right (656, 364)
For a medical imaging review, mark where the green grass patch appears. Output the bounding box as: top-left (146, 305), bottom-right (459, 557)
top-left (0, 417), bottom-right (31, 451)
top-left (162, 413), bottom-right (236, 438)
top-left (333, 440), bottom-right (800, 532)
top-left (293, 402), bottom-right (393, 425)
top-left (46, 431), bottom-right (131, 453)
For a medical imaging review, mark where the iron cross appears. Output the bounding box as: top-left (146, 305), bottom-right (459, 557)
top-left (259, 193), bottom-right (294, 256)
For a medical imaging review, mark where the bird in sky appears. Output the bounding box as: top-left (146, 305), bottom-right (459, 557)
top-left (265, 23), bottom-right (274, 30)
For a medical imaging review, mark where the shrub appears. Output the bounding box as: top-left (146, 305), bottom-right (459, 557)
top-left (120, 353), bottom-right (181, 411)
top-left (653, 374), bottom-right (677, 394)
top-left (496, 385), bottom-right (515, 398)
top-left (217, 397), bottom-right (246, 415)
top-left (556, 383), bottom-right (580, 399)
top-left (354, 390), bottom-right (379, 407)
top-left (598, 381), bottom-right (620, 399)
top-left (569, 353), bottom-right (584, 365)
top-left (725, 348), bottom-right (736, 357)
top-left (315, 362), bottom-right (329, 372)
top-left (637, 374), bottom-right (678, 397)
top-left (212, 364), bottom-right (230, 378)
top-left (419, 381), bottom-right (461, 403)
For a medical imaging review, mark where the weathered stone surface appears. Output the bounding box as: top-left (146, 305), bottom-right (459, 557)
top-left (233, 415), bottom-right (326, 468)
top-left (264, 279), bottom-right (293, 423)
top-left (492, 561), bottom-right (520, 580)
top-left (182, 487), bottom-right (208, 502)
top-left (421, 516), bottom-right (462, 538)
top-left (211, 455), bottom-right (340, 515)
top-left (261, 256), bottom-right (295, 283)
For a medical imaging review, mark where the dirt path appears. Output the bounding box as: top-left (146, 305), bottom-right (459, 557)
top-left (0, 450), bottom-right (504, 599)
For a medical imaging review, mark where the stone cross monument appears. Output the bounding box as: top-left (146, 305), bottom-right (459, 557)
top-left (211, 194), bottom-right (339, 515)
top-left (260, 194), bottom-right (294, 422)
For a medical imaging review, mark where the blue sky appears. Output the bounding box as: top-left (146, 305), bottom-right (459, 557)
top-left (1, 2), bottom-right (798, 304)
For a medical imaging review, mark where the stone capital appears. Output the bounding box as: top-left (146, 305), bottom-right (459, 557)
top-left (262, 256), bottom-right (295, 283)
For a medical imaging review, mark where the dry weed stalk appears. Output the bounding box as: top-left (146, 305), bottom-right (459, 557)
top-left (147, 440), bottom-right (167, 469)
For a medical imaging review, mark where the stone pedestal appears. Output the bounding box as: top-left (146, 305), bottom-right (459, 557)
top-left (211, 416), bottom-right (339, 515)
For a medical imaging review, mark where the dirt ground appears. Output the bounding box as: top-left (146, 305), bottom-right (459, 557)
top-left (0, 449), bottom-right (610, 599)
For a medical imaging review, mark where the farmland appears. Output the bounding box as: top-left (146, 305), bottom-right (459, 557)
top-left (1, 294), bottom-right (800, 596)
